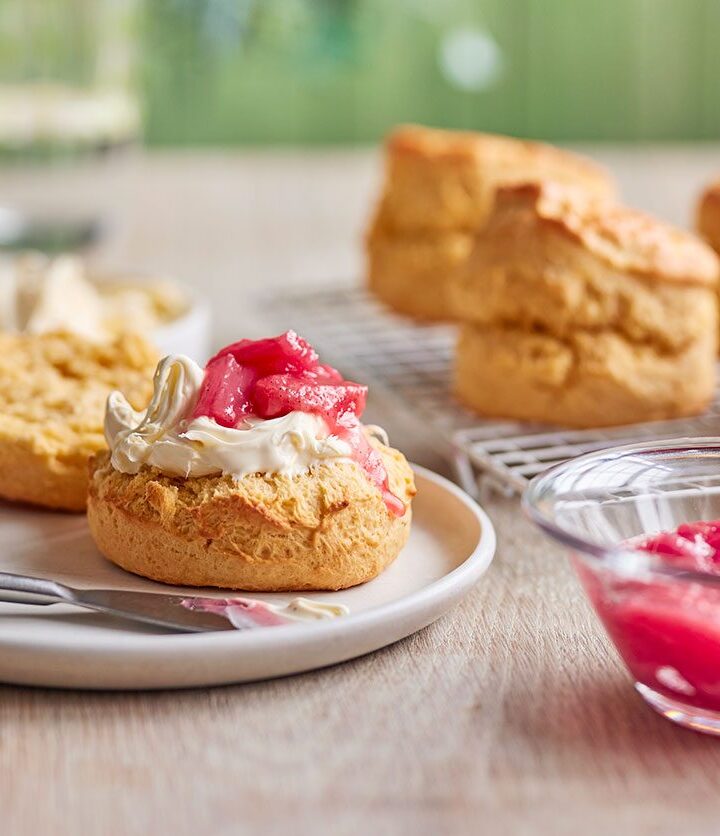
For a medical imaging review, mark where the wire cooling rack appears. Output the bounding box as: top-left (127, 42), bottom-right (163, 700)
top-left (265, 284), bottom-right (720, 498)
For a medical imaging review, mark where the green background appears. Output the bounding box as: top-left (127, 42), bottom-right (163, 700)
top-left (140, 0), bottom-right (720, 145)
top-left (3, 0), bottom-right (720, 146)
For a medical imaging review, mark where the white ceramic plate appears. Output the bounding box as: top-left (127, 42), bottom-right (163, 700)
top-left (0, 466), bottom-right (495, 690)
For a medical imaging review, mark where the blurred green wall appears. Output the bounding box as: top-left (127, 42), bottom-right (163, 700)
top-left (143, 0), bottom-right (720, 144)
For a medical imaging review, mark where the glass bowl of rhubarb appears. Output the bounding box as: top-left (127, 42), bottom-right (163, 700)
top-left (523, 438), bottom-right (720, 735)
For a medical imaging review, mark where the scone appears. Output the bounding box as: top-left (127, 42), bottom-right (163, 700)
top-left (0, 331), bottom-right (157, 510)
top-left (697, 179), bottom-right (720, 341)
top-left (452, 182), bottom-right (719, 427)
top-left (367, 229), bottom-right (473, 321)
top-left (697, 179), bottom-right (720, 254)
top-left (88, 331), bottom-right (416, 591)
top-left (371, 124), bottom-right (616, 234)
top-left (366, 124), bottom-right (616, 320)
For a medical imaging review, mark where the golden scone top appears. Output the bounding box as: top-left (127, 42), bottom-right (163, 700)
top-left (386, 124), bottom-right (516, 161)
top-left (385, 124), bottom-right (614, 190)
top-left (370, 125), bottom-right (615, 239)
top-left (497, 181), bottom-right (720, 286)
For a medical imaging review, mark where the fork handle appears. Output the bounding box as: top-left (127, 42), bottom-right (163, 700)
top-left (0, 572), bottom-right (73, 606)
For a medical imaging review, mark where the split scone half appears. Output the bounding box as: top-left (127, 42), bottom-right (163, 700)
top-left (88, 332), bottom-right (416, 591)
top-left (366, 124), bottom-right (616, 320)
top-left (451, 182), bottom-right (720, 428)
top-left (0, 332), bottom-right (157, 511)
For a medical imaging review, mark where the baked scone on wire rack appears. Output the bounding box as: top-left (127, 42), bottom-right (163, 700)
top-left (697, 178), bottom-right (720, 254)
top-left (697, 178), bottom-right (720, 343)
top-left (365, 124), bottom-right (616, 321)
top-left (88, 332), bottom-right (416, 592)
top-left (451, 181), bottom-right (720, 428)
top-left (0, 331), bottom-right (157, 511)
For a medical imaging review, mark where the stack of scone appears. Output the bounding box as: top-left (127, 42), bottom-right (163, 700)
top-left (451, 182), bottom-right (720, 427)
top-left (366, 125), bottom-right (616, 320)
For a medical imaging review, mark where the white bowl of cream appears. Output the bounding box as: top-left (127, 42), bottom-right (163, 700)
top-left (0, 253), bottom-right (212, 363)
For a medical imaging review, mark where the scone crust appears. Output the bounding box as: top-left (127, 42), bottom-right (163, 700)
top-left (366, 126), bottom-right (615, 321)
top-left (455, 323), bottom-right (717, 429)
top-left (0, 332), bottom-right (157, 511)
top-left (0, 435), bottom-right (92, 511)
top-left (88, 443), bottom-right (416, 591)
top-left (372, 124), bottom-right (616, 233)
top-left (451, 183), bottom-right (719, 428)
top-left (695, 179), bottom-right (720, 350)
top-left (698, 179), bottom-right (720, 254)
top-left (499, 181), bottom-right (719, 285)
top-left (451, 184), bottom-right (719, 350)
top-left (366, 229), bottom-right (473, 320)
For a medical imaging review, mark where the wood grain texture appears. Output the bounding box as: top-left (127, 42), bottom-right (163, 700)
top-left (2, 148), bottom-right (720, 834)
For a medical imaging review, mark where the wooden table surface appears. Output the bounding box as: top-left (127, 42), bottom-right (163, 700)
top-left (3, 146), bottom-right (720, 835)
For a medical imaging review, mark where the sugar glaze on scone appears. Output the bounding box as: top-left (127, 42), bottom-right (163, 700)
top-left (88, 332), bottom-right (416, 591)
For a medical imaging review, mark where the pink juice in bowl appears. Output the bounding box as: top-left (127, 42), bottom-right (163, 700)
top-left (523, 440), bottom-right (720, 735)
top-left (575, 523), bottom-right (720, 715)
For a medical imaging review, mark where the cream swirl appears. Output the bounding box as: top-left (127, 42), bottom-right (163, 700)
top-left (105, 355), bottom-right (352, 479)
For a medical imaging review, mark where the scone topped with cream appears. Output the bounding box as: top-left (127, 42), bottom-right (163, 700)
top-left (366, 124), bottom-right (616, 320)
top-left (88, 331), bottom-right (415, 591)
top-left (452, 182), bottom-right (719, 428)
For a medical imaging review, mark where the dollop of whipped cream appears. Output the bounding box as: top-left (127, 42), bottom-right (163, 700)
top-left (106, 354), bottom-right (353, 479)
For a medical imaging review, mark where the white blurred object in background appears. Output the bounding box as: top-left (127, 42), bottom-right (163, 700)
top-left (0, 253), bottom-right (211, 361)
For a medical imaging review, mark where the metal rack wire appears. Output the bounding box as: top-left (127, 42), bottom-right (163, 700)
top-left (266, 284), bottom-right (720, 498)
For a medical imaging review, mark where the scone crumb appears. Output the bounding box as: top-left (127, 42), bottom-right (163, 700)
top-left (145, 480), bottom-right (178, 522)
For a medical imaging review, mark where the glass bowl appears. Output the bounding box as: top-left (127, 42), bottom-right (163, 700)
top-left (523, 437), bottom-right (720, 735)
